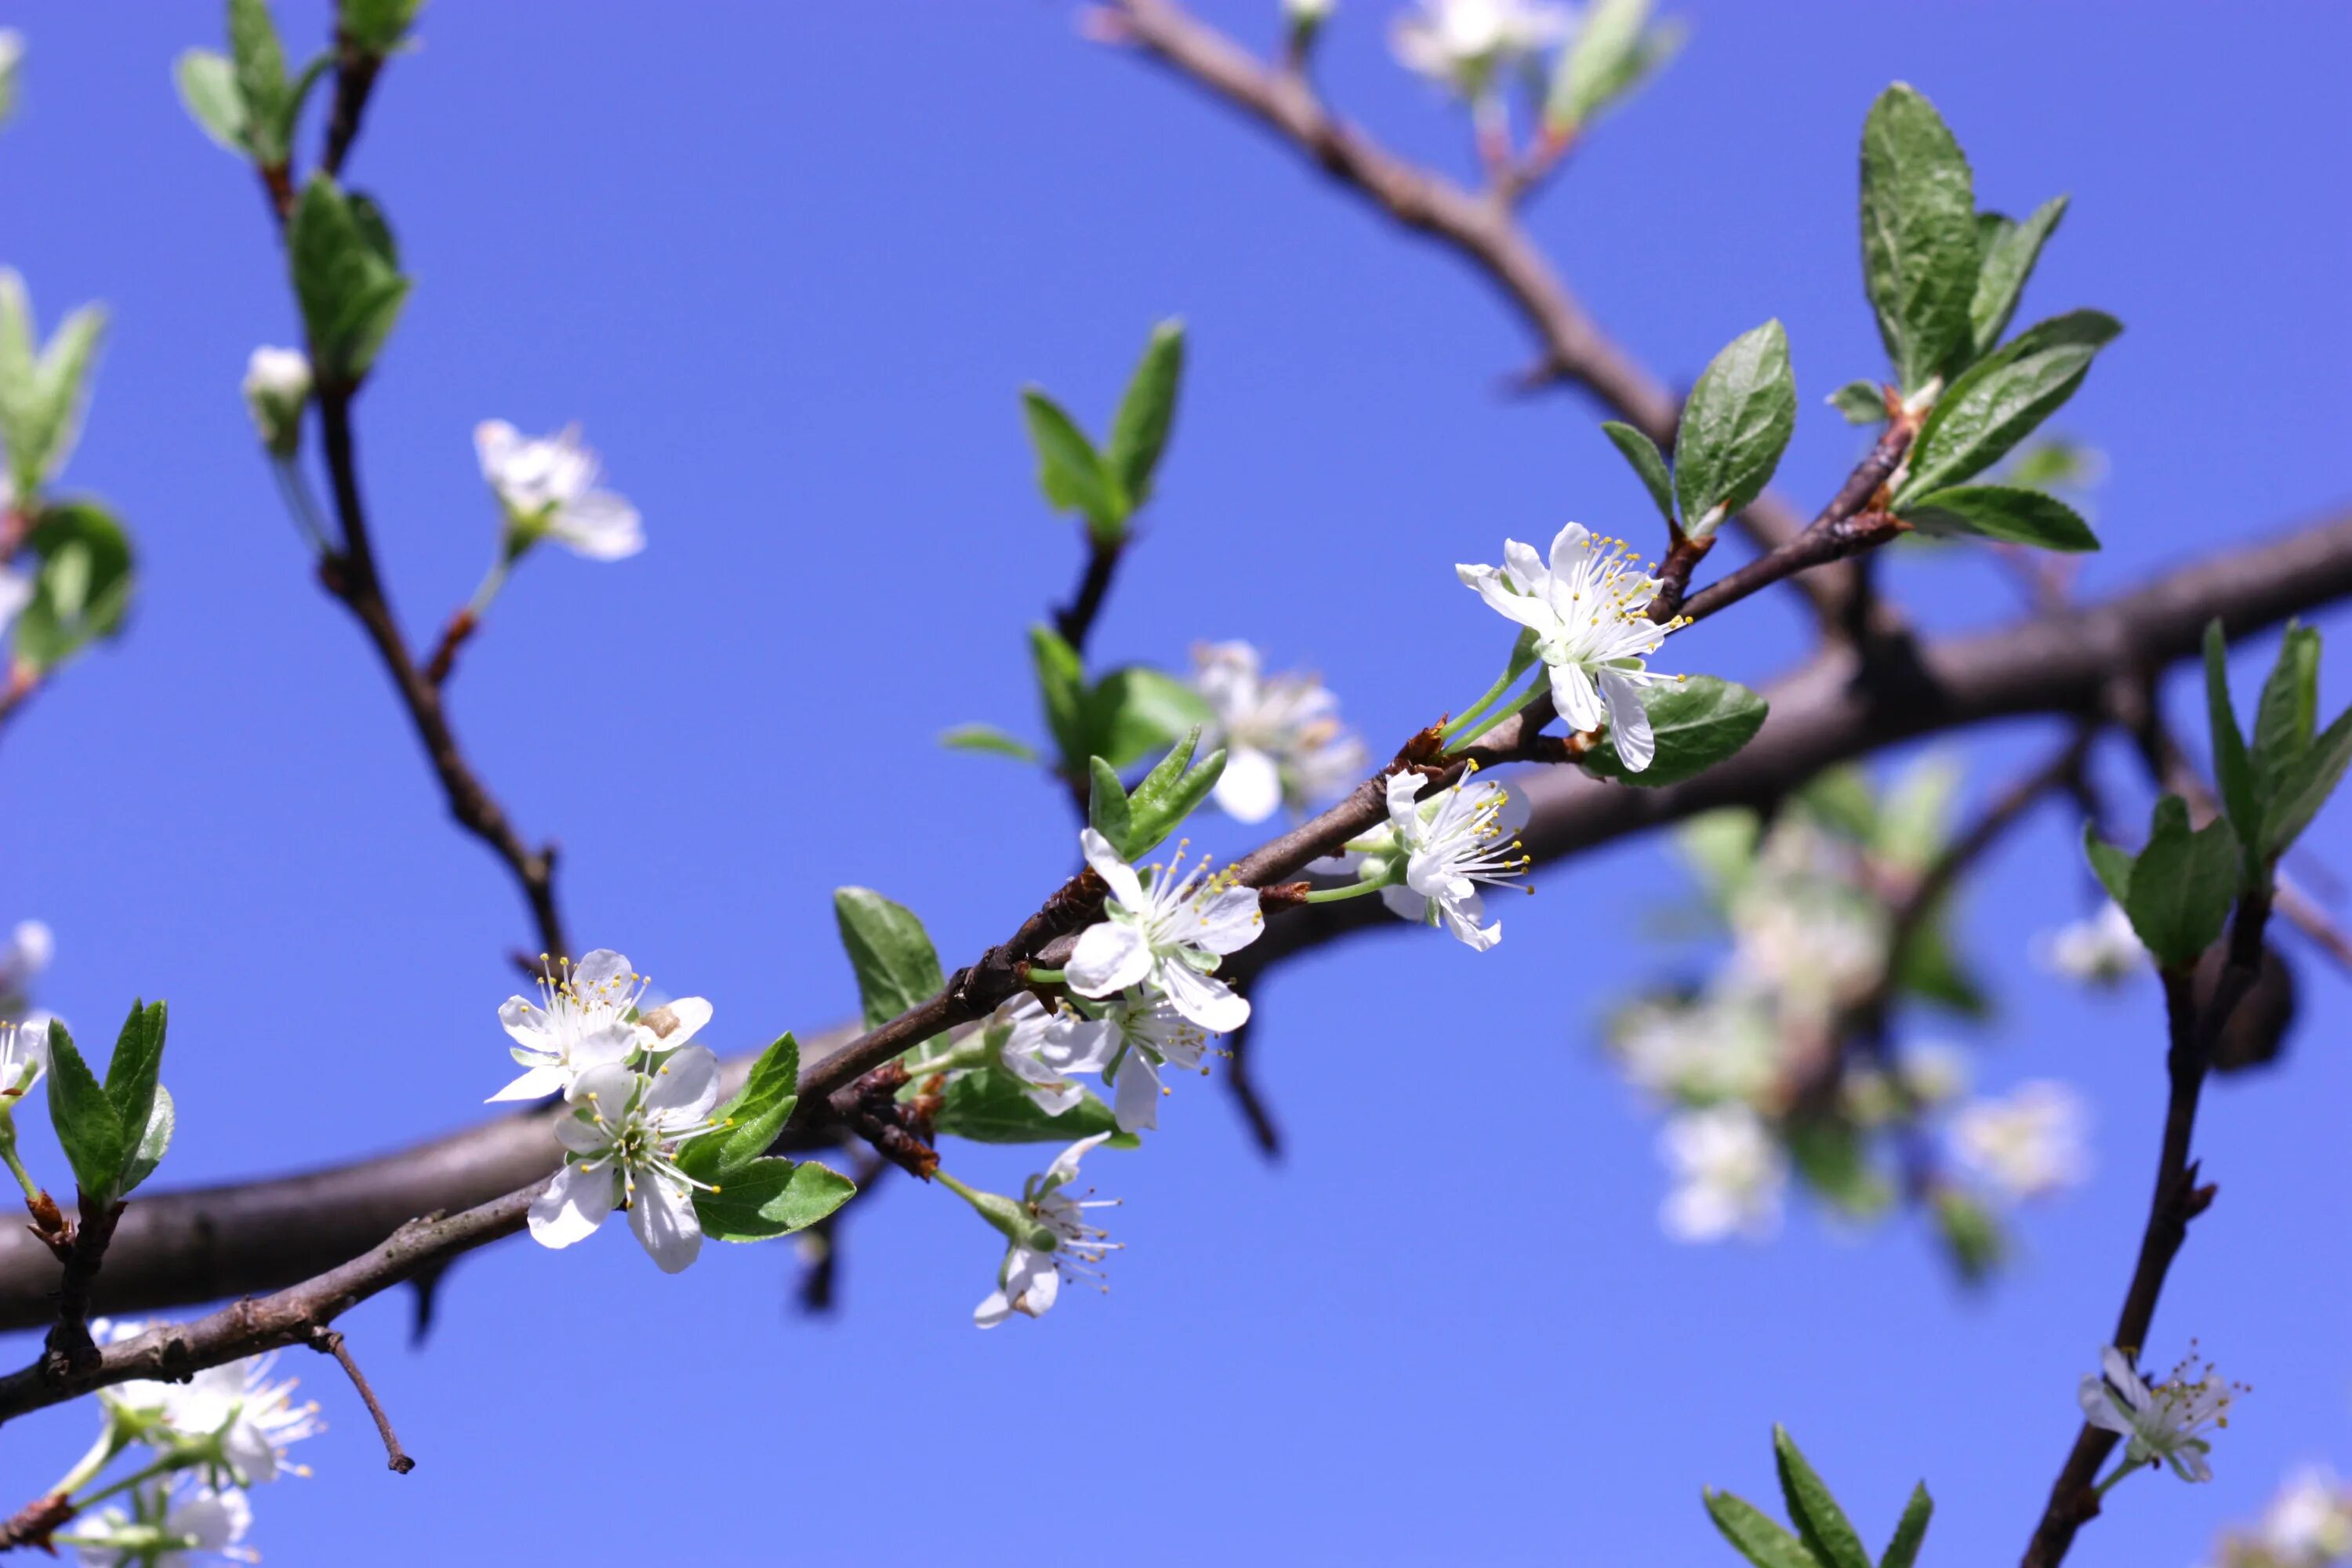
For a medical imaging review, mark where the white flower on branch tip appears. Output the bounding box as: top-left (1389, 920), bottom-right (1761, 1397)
top-left (1457, 522), bottom-right (1684, 772)
top-left (71, 1481), bottom-right (253, 1568)
top-left (241, 347), bottom-right (310, 458)
top-left (975, 1132), bottom-right (1122, 1328)
top-left (2035, 901), bottom-right (2145, 987)
top-left (1951, 1080), bottom-right (2089, 1203)
top-left (1658, 1103), bottom-right (1785, 1243)
top-left (1092, 987), bottom-right (1210, 1133)
top-left (990, 993), bottom-right (1115, 1116)
top-left (474, 419), bottom-right (643, 561)
top-left (2079, 1343), bottom-right (2243, 1483)
top-left (1069, 828), bottom-right (1262, 1033)
top-left (1352, 768), bottom-right (1531, 950)
top-left (1391, 0), bottom-right (1570, 98)
top-left (1192, 640), bottom-right (1366, 824)
top-left (530, 1047), bottom-right (726, 1273)
top-left (491, 949), bottom-right (709, 1103)
top-left (158, 1349), bottom-right (323, 1486)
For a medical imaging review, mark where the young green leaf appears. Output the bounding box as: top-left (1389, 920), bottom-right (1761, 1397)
top-left (693, 1157), bottom-right (856, 1243)
top-left (1088, 756), bottom-right (1134, 856)
top-left (15, 502), bottom-right (136, 675)
top-left (227, 0), bottom-right (292, 164)
top-left (2124, 797), bottom-right (2239, 968)
top-left (1121, 728), bottom-right (1226, 858)
top-left (1858, 82), bottom-right (1980, 392)
top-left (118, 1086), bottom-right (176, 1196)
top-left (1581, 677), bottom-right (1769, 787)
top-left (1674, 320), bottom-right (1797, 526)
top-left (681, 1032), bottom-right (801, 1185)
top-left (1105, 319), bottom-right (1184, 520)
top-left (931, 1067), bottom-right (1124, 1144)
top-left (1878, 1483), bottom-right (1933, 1568)
top-left (2262, 702), bottom-right (2352, 861)
top-left (1545, 0), bottom-right (1685, 131)
top-left (1027, 624), bottom-right (1091, 770)
top-left (1774, 1427), bottom-right (1871, 1568)
top-left (1020, 388), bottom-right (1113, 534)
top-left (1703, 1489), bottom-right (1819, 1568)
top-left (1969, 195), bottom-right (2068, 359)
top-left (2202, 621), bottom-right (2259, 855)
top-left (1600, 419), bottom-right (1676, 524)
top-left (940, 724), bottom-right (1040, 764)
top-left (0, 270), bottom-right (107, 494)
top-left (1084, 665), bottom-right (1214, 770)
top-left (2082, 822), bottom-right (2136, 906)
top-left (289, 175), bottom-right (411, 384)
top-left (1893, 310), bottom-right (2121, 505)
top-left (2252, 622), bottom-right (2319, 797)
top-left (340, 0), bottom-right (426, 55)
top-left (102, 1000), bottom-right (168, 1165)
top-left (1896, 485), bottom-right (2097, 552)
top-left (173, 50), bottom-right (249, 154)
top-left (43, 1020), bottom-right (126, 1204)
top-left (1826, 381), bottom-right (1887, 425)
top-left (833, 889), bottom-right (946, 1029)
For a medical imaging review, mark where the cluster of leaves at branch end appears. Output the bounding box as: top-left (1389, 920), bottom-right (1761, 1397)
top-left (339, 0), bottom-right (426, 56)
top-left (176, 0), bottom-right (334, 169)
top-left (45, 1001), bottom-right (175, 1207)
top-left (1022, 319), bottom-right (1185, 546)
top-left (676, 1031), bottom-right (858, 1243)
top-left (945, 624), bottom-right (1210, 783)
top-left (2201, 617), bottom-right (2352, 878)
top-left (1542, 0), bottom-right (1686, 136)
top-left (1091, 724), bottom-right (1226, 860)
top-left (1600, 318), bottom-right (1794, 541)
top-left (1707, 1426), bottom-right (1931, 1568)
top-left (289, 173), bottom-right (410, 386)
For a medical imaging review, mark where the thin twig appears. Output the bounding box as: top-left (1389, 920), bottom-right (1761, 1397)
top-left (1054, 536), bottom-right (1126, 658)
top-left (38, 1192), bottom-right (124, 1381)
top-left (308, 1327), bottom-right (416, 1474)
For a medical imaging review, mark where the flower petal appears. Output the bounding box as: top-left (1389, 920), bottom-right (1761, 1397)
top-left (1548, 659), bottom-right (1604, 732)
top-left (1079, 828), bottom-right (1148, 910)
top-left (486, 1063), bottom-right (570, 1103)
top-left (1598, 667), bottom-right (1655, 773)
top-left (628, 1173), bottom-right (703, 1273)
top-left (1158, 960), bottom-right (1250, 1033)
top-left (528, 1163), bottom-right (617, 1250)
top-left (1111, 1047), bottom-right (1162, 1132)
top-left (1186, 884), bottom-right (1264, 956)
top-left (645, 1044), bottom-right (723, 1123)
top-left (1213, 746), bottom-right (1284, 824)
top-left (552, 490), bottom-right (644, 561)
top-left (1069, 920), bottom-right (1153, 998)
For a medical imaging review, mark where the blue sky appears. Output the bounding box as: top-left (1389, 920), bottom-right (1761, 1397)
top-left (2, 2), bottom-right (2350, 1562)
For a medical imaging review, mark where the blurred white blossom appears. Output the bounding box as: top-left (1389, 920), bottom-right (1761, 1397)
top-left (67, 1480), bottom-right (252, 1568)
top-left (2035, 901), bottom-right (2144, 987)
top-left (2079, 1343), bottom-right (2241, 1484)
top-left (1391, 0), bottom-right (1570, 100)
top-left (1658, 1103), bottom-right (1785, 1243)
top-left (1191, 641), bottom-right (1364, 823)
top-left (155, 1349), bottom-right (322, 1486)
top-left (474, 420), bottom-right (642, 561)
top-left (2214, 1467), bottom-right (2352, 1568)
top-left (1951, 1080), bottom-right (2089, 1203)
top-left (240, 347), bottom-right (310, 457)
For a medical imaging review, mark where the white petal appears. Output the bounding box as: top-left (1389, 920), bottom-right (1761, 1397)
top-left (973, 1290), bottom-right (1014, 1329)
top-left (1187, 884), bottom-right (1264, 956)
top-left (1598, 667), bottom-right (1655, 773)
top-left (653, 995), bottom-right (713, 1046)
top-left (645, 1044), bottom-right (723, 1123)
top-left (568, 1020), bottom-right (641, 1074)
top-left (1079, 828), bottom-right (1148, 910)
top-left (629, 1174), bottom-right (703, 1273)
top-left (486, 1063), bottom-right (569, 1103)
top-left (567, 1060), bottom-right (639, 1109)
top-left (551, 490), bottom-right (644, 560)
top-left (1045, 1131), bottom-right (1115, 1188)
top-left (1158, 961), bottom-right (1250, 1033)
top-left (474, 419), bottom-right (522, 483)
top-left (2078, 1376), bottom-right (2133, 1437)
top-left (1380, 883), bottom-right (1430, 924)
top-left (1548, 660), bottom-right (1604, 732)
top-left (498, 996), bottom-right (557, 1054)
top-left (1385, 769), bottom-right (1428, 829)
top-left (1213, 746), bottom-right (1284, 824)
top-left (572, 949), bottom-right (633, 995)
top-left (528, 1163), bottom-right (617, 1250)
top-left (1545, 521), bottom-right (1595, 579)
top-left (1472, 572), bottom-right (1560, 633)
top-left (1068, 921), bottom-right (1153, 998)
top-left (1111, 1048), bottom-right (1162, 1132)
top-left (1041, 1015), bottom-right (1116, 1075)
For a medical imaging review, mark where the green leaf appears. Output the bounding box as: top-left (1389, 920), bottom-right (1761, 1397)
top-left (1786, 1122), bottom-right (1893, 1219)
top-left (1879, 1483), bottom-right (1933, 1568)
top-left (694, 1157), bottom-right (856, 1243)
top-left (682, 1033), bottom-right (800, 1184)
top-left (1088, 756), bottom-right (1134, 856)
top-left (1581, 677), bottom-right (1769, 787)
top-left (1896, 910), bottom-right (1990, 1017)
top-left (1020, 388), bottom-right (1113, 533)
top-left (1105, 319), bottom-right (1183, 520)
top-left (1546, 0), bottom-right (1683, 130)
top-left (2202, 621), bottom-right (2259, 855)
top-left (15, 501), bottom-right (136, 674)
top-left (1858, 82), bottom-right (1980, 392)
top-left (1969, 195), bottom-right (2068, 359)
top-left (340, 0), bottom-right (426, 55)
top-left (1897, 485), bottom-right (2096, 552)
top-left (0, 271), bottom-right (107, 494)
top-left (931, 1066), bottom-right (1124, 1144)
top-left (833, 889), bottom-right (945, 1030)
top-left (288, 174), bottom-right (410, 383)
top-left (2263, 701), bottom-right (2352, 861)
top-left (1775, 1427), bottom-right (1872, 1568)
top-left (227, 0), bottom-right (292, 165)
top-left (1121, 727), bottom-right (1225, 858)
top-left (1704, 1489), bottom-right (1819, 1568)
top-left (1085, 665), bottom-right (1214, 770)
top-left (2124, 796), bottom-right (2239, 968)
top-left (118, 1084), bottom-right (176, 1196)
top-left (43, 1020), bottom-right (125, 1204)
top-left (1027, 624), bottom-right (1090, 771)
top-left (345, 188), bottom-right (401, 270)
top-left (1674, 320), bottom-right (1797, 525)
top-left (2082, 822), bottom-right (2136, 906)
top-left (1895, 310), bottom-right (2121, 504)
top-left (939, 724), bottom-right (1039, 764)
top-left (1600, 419), bottom-right (1676, 524)
top-left (1826, 381), bottom-right (1886, 425)
top-left (102, 1000), bottom-right (168, 1166)
top-left (2252, 622), bottom-right (2319, 798)
top-left (1932, 1186), bottom-right (2006, 1284)
top-left (174, 49), bottom-right (249, 154)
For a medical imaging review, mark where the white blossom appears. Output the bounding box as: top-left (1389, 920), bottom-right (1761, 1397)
top-left (1391, 0), bottom-right (1570, 98)
top-left (474, 419), bottom-right (643, 561)
top-left (1359, 769), bottom-right (1531, 950)
top-left (2035, 901), bottom-right (2145, 987)
top-left (2079, 1343), bottom-right (2242, 1483)
top-left (70, 1481), bottom-right (252, 1568)
top-left (530, 1047), bottom-right (726, 1273)
top-left (158, 1350), bottom-right (322, 1485)
top-left (1457, 523), bottom-right (1683, 771)
top-left (989, 993), bottom-right (1114, 1116)
top-left (0, 1016), bottom-right (43, 1105)
top-left (1068, 829), bottom-right (1262, 1033)
top-left (975, 1133), bottom-right (1120, 1328)
top-left (1092, 988), bottom-right (1210, 1133)
top-left (491, 949), bottom-right (709, 1103)
top-left (1658, 1103), bottom-right (1785, 1243)
top-left (1951, 1080), bottom-right (2089, 1203)
top-left (240, 347), bottom-right (310, 457)
top-left (2217, 1467), bottom-right (2352, 1568)
top-left (1191, 641), bottom-right (1365, 823)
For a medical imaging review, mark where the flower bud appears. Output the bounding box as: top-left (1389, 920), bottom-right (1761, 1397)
top-left (242, 347), bottom-right (312, 458)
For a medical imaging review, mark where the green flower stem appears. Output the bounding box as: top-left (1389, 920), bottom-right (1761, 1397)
top-left (1302, 877), bottom-right (1392, 905)
top-left (267, 456), bottom-right (335, 557)
top-left (51, 1423), bottom-right (128, 1499)
top-left (71, 1451), bottom-right (186, 1508)
top-left (465, 556), bottom-right (514, 619)
top-left (901, 1041), bottom-right (989, 1080)
top-left (1439, 634), bottom-right (1540, 741)
top-left (0, 1138), bottom-right (42, 1207)
top-left (1443, 670), bottom-right (1549, 754)
top-left (1022, 967), bottom-right (1066, 985)
top-left (2089, 1453), bottom-right (2144, 1501)
top-left (932, 1171), bottom-right (989, 1211)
